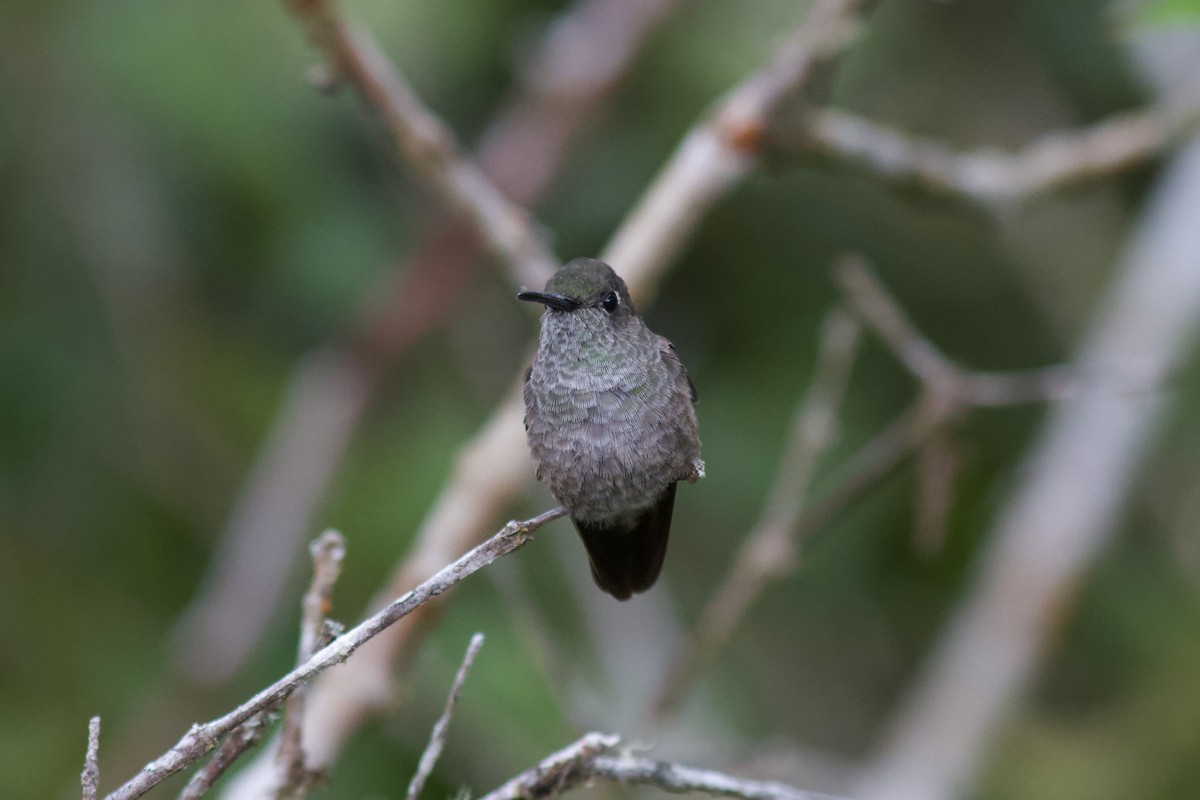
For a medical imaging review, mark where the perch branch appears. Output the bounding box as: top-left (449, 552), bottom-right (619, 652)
top-left (653, 305), bottom-right (862, 716)
top-left (404, 633), bottom-right (485, 800)
top-left (476, 733), bottom-right (846, 800)
top-left (795, 104), bottom-right (1200, 205)
top-left (280, 0), bottom-right (559, 288)
top-left (82, 716), bottom-right (101, 800)
top-left (105, 508), bottom-right (564, 800)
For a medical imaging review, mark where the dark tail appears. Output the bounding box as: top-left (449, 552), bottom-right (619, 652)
top-left (573, 482), bottom-right (676, 601)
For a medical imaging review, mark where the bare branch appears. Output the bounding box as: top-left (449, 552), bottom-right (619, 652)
top-left (276, 530), bottom-right (347, 798)
top-left (958, 366), bottom-right (1076, 407)
top-left (605, 0), bottom-right (878, 298)
top-left (853, 137), bottom-right (1200, 800)
top-left (588, 755), bottom-right (849, 800)
top-left (836, 255), bottom-right (1074, 409)
top-left (796, 104), bottom-right (1200, 205)
top-left (82, 716), bottom-right (101, 800)
top-left (177, 716), bottom-right (268, 800)
top-left (280, 0), bottom-right (559, 289)
top-left (834, 257), bottom-right (956, 386)
top-left (105, 508), bottom-right (564, 800)
top-left (653, 306), bottom-right (862, 716)
top-left (476, 733), bottom-right (848, 800)
top-left (405, 632), bottom-right (485, 800)
top-left (791, 400), bottom-right (938, 541)
top-left (655, 252), bottom-right (1081, 719)
top-left (476, 732), bottom-right (620, 800)
top-left (913, 429), bottom-right (961, 557)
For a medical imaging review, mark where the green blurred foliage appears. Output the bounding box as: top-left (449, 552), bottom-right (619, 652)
top-left (1136, 0), bottom-right (1200, 26)
top-left (2, 1), bottom-right (1199, 799)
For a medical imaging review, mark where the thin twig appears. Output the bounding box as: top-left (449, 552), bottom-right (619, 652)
top-left (177, 716), bottom-right (269, 800)
top-left (833, 256), bottom-right (1075, 553)
top-left (795, 104), bottom-right (1200, 205)
top-left (835, 256), bottom-right (1074, 408)
top-left (104, 508), bottom-right (565, 800)
top-left (276, 530), bottom-right (347, 798)
top-left (485, 559), bottom-right (578, 727)
top-left (404, 633), bottom-right (485, 800)
top-left (82, 716), bottom-right (101, 800)
top-left (281, 0), bottom-right (559, 289)
top-left (653, 306), bottom-right (862, 717)
top-left (789, 400), bottom-right (938, 546)
top-left (834, 256), bottom-right (956, 387)
top-left (475, 733), bottom-right (846, 800)
top-left (588, 756), bottom-right (849, 800)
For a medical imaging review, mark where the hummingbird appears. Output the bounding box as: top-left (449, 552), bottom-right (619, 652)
top-left (518, 258), bottom-right (703, 600)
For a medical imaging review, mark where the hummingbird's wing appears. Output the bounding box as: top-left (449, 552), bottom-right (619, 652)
top-left (659, 337), bottom-right (698, 403)
top-left (573, 482), bottom-right (677, 601)
top-left (522, 365), bottom-right (534, 431)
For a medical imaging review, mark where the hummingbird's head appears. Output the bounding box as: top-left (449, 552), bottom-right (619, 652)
top-left (517, 258), bottom-right (636, 319)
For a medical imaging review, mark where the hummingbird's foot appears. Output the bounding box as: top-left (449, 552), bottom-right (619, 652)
top-left (687, 459), bottom-right (706, 483)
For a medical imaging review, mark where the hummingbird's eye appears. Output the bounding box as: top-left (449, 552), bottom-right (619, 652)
top-left (601, 292), bottom-right (619, 313)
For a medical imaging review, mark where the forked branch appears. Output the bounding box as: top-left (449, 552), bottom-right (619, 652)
top-left (104, 508), bottom-right (564, 800)
top-left (476, 733), bottom-right (847, 800)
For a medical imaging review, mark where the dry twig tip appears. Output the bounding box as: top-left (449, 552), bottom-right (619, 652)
top-left (405, 633), bottom-right (486, 800)
top-left (82, 716), bottom-right (101, 800)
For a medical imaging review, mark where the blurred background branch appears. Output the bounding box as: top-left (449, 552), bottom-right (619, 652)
top-left (852, 131), bottom-right (1200, 800)
top-left (653, 305), bottom-right (863, 718)
top-left (475, 732), bottom-right (843, 800)
top-left (280, 0), bottom-right (561, 287)
top-left (654, 254), bottom-right (1076, 721)
top-left (784, 103), bottom-right (1200, 205)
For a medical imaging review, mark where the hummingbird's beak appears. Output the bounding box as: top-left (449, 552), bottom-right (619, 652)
top-left (517, 291), bottom-right (581, 312)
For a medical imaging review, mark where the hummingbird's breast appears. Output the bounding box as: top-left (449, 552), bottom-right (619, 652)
top-left (524, 312), bottom-right (701, 523)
